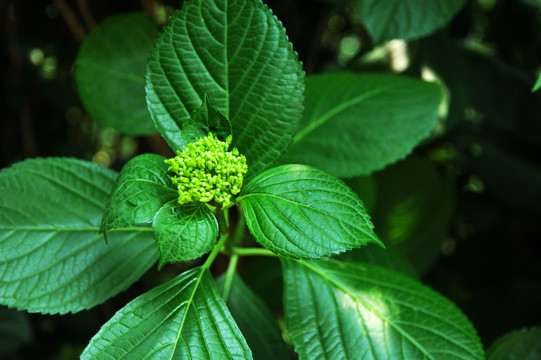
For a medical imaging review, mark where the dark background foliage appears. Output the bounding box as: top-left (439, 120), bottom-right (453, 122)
top-left (1, 0), bottom-right (540, 358)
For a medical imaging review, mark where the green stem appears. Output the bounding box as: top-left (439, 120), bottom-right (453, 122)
top-left (221, 254), bottom-right (239, 302)
top-left (203, 207), bottom-right (230, 270)
top-left (231, 211), bottom-right (246, 247)
top-left (203, 232), bottom-right (229, 270)
top-left (232, 247), bottom-right (279, 257)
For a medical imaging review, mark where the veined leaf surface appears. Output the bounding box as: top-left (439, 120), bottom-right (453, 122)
top-left (146, 0), bottom-right (304, 178)
top-left (100, 153), bottom-right (177, 233)
top-left (282, 72), bottom-right (441, 177)
top-left (82, 267), bottom-right (253, 359)
top-left (240, 164), bottom-right (381, 259)
top-left (153, 201), bottom-right (218, 269)
top-left (216, 273), bottom-right (290, 360)
top-left (0, 158), bottom-right (157, 314)
top-left (282, 259), bottom-right (484, 360)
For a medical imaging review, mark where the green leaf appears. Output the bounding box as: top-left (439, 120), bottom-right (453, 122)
top-left (336, 244), bottom-right (418, 278)
top-left (282, 259), bottom-right (483, 360)
top-left (100, 153), bottom-right (177, 233)
top-left (354, 0), bottom-right (467, 43)
top-left (373, 155), bottom-right (454, 274)
top-left (145, 0), bottom-right (304, 178)
top-left (0, 158), bottom-right (158, 314)
top-left (180, 94), bottom-right (232, 147)
top-left (487, 327), bottom-right (541, 360)
top-left (153, 201), bottom-right (218, 269)
top-left (239, 164), bottom-right (381, 259)
top-left (75, 12), bottom-right (159, 135)
top-left (81, 267), bottom-right (253, 359)
top-left (281, 72), bottom-right (441, 177)
top-left (533, 72), bottom-right (541, 92)
top-left (0, 306), bottom-right (31, 357)
top-left (216, 273), bottom-right (291, 360)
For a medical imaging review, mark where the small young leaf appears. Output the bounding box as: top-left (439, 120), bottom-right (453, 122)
top-left (0, 158), bottom-right (157, 314)
top-left (100, 153), bottom-right (177, 233)
top-left (75, 13), bottom-right (159, 135)
top-left (355, 0), bottom-right (467, 43)
top-left (180, 94), bottom-right (232, 148)
top-left (216, 273), bottom-right (291, 360)
top-left (153, 201), bottom-right (218, 269)
top-left (239, 164), bottom-right (381, 259)
top-left (486, 327), bottom-right (541, 360)
top-left (282, 72), bottom-right (441, 177)
top-left (146, 0), bottom-right (304, 178)
top-left (282, 259), bottom-right (484, 360)
top-left (81, 267), bottom-right (253, 359)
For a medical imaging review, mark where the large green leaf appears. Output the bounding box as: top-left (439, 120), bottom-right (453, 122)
top-left (145, 0), bottom-right (304, 178)
top-left (75, 13), bottom-right (159, 135)
top-left (486, 327), bottom-right (541, 360)
top-left (153, 201), bottom-right (218, 269)
top-left (216, 273), bottom-right (291, 360)
top-left (81, 267), bottom-right (253, 359)
top-left (282, 259), bottom-right (483, 360)
top-left (281, 73), bottom-right (441, 177)
top-left (0, 158), bottom-right (158, 314)
top-left (239, 164), bottom-right (381, 259)
top-left (100, 153), bottom-right (177, 233)
top-left (354, 0), bottom-right (467, 43)
top-left (373, 155), bottom-right (453, 274)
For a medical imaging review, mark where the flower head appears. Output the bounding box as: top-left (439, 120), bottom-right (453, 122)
top-left (165, 133), bottom-right (248, 206)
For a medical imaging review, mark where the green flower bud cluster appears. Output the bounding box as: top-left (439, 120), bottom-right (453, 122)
top-left (165, 133), bottom-right (248, 206)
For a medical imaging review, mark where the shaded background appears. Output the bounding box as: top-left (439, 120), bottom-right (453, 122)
top-left (1, 0), bottom-right (541, 358)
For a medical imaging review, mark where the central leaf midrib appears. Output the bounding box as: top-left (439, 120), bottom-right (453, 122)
top-left (299, 260), bottom-right (436, 360)
top-left (293, 86), bottom-right (391, 144)
top-left (169, 267), bottom-right (207, 359)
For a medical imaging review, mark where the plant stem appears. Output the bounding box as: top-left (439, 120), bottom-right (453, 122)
top-left (202, 232), bottom-right (229, 270)
top-left (221, 254), bottom-right (239, 302)
top-left (203, 207), bottom-right (230, 270)
top-left (232, 247), bottom-right (279, 257)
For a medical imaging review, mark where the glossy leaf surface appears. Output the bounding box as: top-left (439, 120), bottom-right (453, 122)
top-left (100, 153), bottom-right (177, 233)
top-left (282, 259), bottom-right (483, 360)
top-left (153, 201), bottom-right (218, 269)
top-left (0, 158), bottom-right (157, 314)
top-left (82, 267), bottom-right (253, 359)
top-left (355, 0), bottom-right (467, 42)
top-left (76, 13), bottom-right (159, 134)
top-left (240, 164), bottom-right (381, 259)
top-left (216, 273), bottom-right (290, 360)
top-left (282, 73), bottom-right (441, 177)
top-left (146, 0), bottom-right (304, 177)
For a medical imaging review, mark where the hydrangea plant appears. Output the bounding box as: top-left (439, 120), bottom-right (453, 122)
top-left (0, 0), bottom-right (488, 359)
